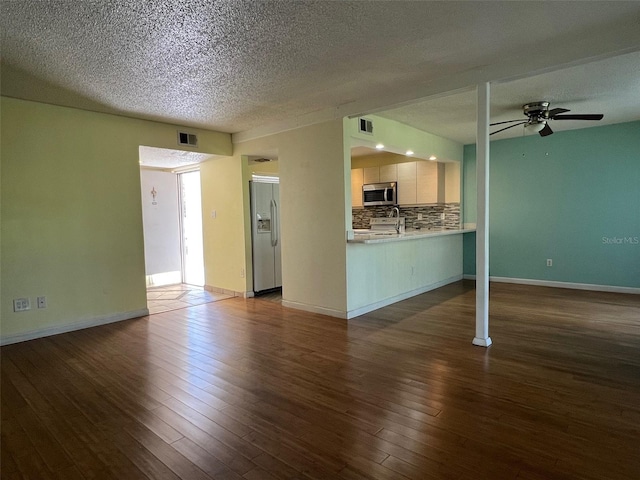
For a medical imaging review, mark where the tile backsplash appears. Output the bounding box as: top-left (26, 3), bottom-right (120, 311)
top-left (352, 204), bottom-right (460, 230)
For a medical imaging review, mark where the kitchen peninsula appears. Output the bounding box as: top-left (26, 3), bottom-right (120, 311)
top-left (344, 114), bottom-right (469, 318)
top-left (349, 226), bottom-right (475, 243)
top-left (346, 226), bottom-right (474, 317)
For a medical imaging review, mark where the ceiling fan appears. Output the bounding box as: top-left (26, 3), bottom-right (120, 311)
top-left (490, 101), bottom-right (604, 137)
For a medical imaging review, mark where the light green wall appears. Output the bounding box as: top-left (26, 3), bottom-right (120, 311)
top-left (199, 154), bottom-right (280, 295)
top-left (1, 97), bottom-right (232, 342)
top-left (347, 235), bottom-right (463, 314)
top-left (214, 120), bottom-right (348, 314)
top-left (463, 121), bottom-right (640, 288)
top-left (200, 156), bottom-right (247, 294)
top-left (204, 135), bottom-right (283, 296)
top-left (347, 114), bottom-right (463, 162)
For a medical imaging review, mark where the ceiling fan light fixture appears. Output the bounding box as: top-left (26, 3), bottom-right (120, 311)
top-left (526, 121), bottom-right (547, 133)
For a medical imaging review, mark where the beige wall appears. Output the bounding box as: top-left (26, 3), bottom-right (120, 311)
top-left (1, 97), bottom-right (231, 344)
top-left (222, 120), bottom-right (348, 314)
top-left (200, 156), bottom-right (248, 294)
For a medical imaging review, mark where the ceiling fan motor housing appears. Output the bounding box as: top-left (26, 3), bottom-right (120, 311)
top-left (523, 101), bottom-right (550, 123)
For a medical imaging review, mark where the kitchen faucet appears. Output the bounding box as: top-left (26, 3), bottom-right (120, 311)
top-left (390, 206), bottom-right (401, 233)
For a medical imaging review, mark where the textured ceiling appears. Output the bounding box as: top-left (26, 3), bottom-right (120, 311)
top-left (2, 1), bottom-right (640, 142)
top-left (378, 51), bottom-right (640, 144)
top-left (138, 146), bottom-right (217, 169)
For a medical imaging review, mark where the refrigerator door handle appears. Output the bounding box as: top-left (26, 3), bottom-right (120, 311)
top-left (270, 199), bottom-right (277, 247)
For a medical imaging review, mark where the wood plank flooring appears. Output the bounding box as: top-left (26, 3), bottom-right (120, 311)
top-left (2, 281), bottom-right (640, 480)
top-left (146, 284), bottom-right (233, 315)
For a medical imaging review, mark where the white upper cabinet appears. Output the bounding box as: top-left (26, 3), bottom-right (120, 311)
top-left (362, 164), bottom-right (397, 185)
top-left (351, 161), bottom-right (458, 206)
top-left (351, 168), bottom-right (364, 208)
top-left (379, 164), bottom-right (397, 183)
top-left (363, 166), bottom-right (380, 184)
top-left (416, 161), bottom-right (444, 204)
top-left (397, 162), bottom-right (417, 205)
top-left (445, 162), bottom-right (461, 203)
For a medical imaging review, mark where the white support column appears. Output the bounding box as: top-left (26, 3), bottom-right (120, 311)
top-left (473, 82), bottom-right (492, 348)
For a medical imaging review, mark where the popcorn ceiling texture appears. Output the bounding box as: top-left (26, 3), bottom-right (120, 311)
top-left (0, 0), bottom-right (430, 132)
top-left (352, 204), bottom-right (460, 230)
top-left (3, 1), bottom-right (637, 138)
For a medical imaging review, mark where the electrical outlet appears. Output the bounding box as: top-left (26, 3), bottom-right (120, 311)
top-left (417, 213), bottom-right (423, 220)
top-left (211, 210), bottom-right (217, 218)
top-left (13, 298), bottom-right (31, 312)
top-left (240, 268), bottom-right (245, 278)
top-left (440, 213), bottom-right (446, 220)
top-left (37, 296), bottom-right (47, 309)
top-left (546, 259), bottom-right (553, 267)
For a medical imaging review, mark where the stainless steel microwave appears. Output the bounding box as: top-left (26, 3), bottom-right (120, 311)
top-left (363, 182), bottom-right (397, 206)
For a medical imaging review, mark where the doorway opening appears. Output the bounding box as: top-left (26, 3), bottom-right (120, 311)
top-left (179, 170), bottom-right (205, 286)
top-left (139, 148), bottom-right (206, 288)
top-left (139, 146), bottom-right (229, 314)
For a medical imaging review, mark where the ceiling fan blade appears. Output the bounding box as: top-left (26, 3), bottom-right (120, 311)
top-left (490, 119), bottom-right (526, 126)
top-left (490, 121), bottom-right (527, 135)
top-left (552, 114), bottom-right (604, 121)
top-left (539, 123), bottom-right (553, 137)
top-left (548, 108), bottom-right (570, 117)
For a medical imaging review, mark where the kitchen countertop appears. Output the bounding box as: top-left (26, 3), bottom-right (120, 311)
top-left (348, 227), bottom-right (476, 244)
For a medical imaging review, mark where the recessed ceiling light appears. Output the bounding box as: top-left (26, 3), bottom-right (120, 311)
top-left (429, 155), bottom-right (437, 161)
top-left (406, 150), bottom-right (414, 156)
top-left (375, 143), bottom-right (385, 150)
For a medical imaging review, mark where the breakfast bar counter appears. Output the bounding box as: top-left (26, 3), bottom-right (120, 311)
top-left (345, 226), bottom-right (474, 318)
top-left (348, 227), bottom-right (476, 244)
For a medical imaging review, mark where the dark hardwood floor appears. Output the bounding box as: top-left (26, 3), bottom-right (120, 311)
top-left (2, 281), bottom-right (640, 480)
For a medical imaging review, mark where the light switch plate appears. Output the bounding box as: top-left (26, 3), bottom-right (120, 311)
top-left (13, 298), bottom-right (31, 312)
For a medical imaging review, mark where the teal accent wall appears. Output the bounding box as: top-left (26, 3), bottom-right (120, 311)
top-left (463, 121), bottom-right (640, 288)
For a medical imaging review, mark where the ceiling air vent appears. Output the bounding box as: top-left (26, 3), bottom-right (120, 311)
top-left (358, 118), bottom-right (374, 134)
top-left (178, 131), bottom-right (198, 147)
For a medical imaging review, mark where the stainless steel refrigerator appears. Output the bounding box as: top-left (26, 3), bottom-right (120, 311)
top-left (250, 180), bottom-right (282, 293)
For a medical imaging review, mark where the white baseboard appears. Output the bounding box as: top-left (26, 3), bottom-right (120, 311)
top-left (0, 308), bottom-right (149, 346)
top-left (346, 274), bottom-right (464, 319)
top-left (204, 285), bottom-right (250, 298)
top-left (281, 300), bottom-right (348, 319)
top-left (282, 275), bottom-right (464, 320)
top-left (462, 275), bottom-right (639, 294)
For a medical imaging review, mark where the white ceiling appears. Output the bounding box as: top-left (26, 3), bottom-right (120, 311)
top-left (2, 1), bottom-right (640, 144)
top-left (139, 146), bottom-right (218, 169)
top-left (377, 51), bottom-right (640, 144)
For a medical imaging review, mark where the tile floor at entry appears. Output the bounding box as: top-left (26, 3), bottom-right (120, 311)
top-left (146, 284), bottom-right (232, 314)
